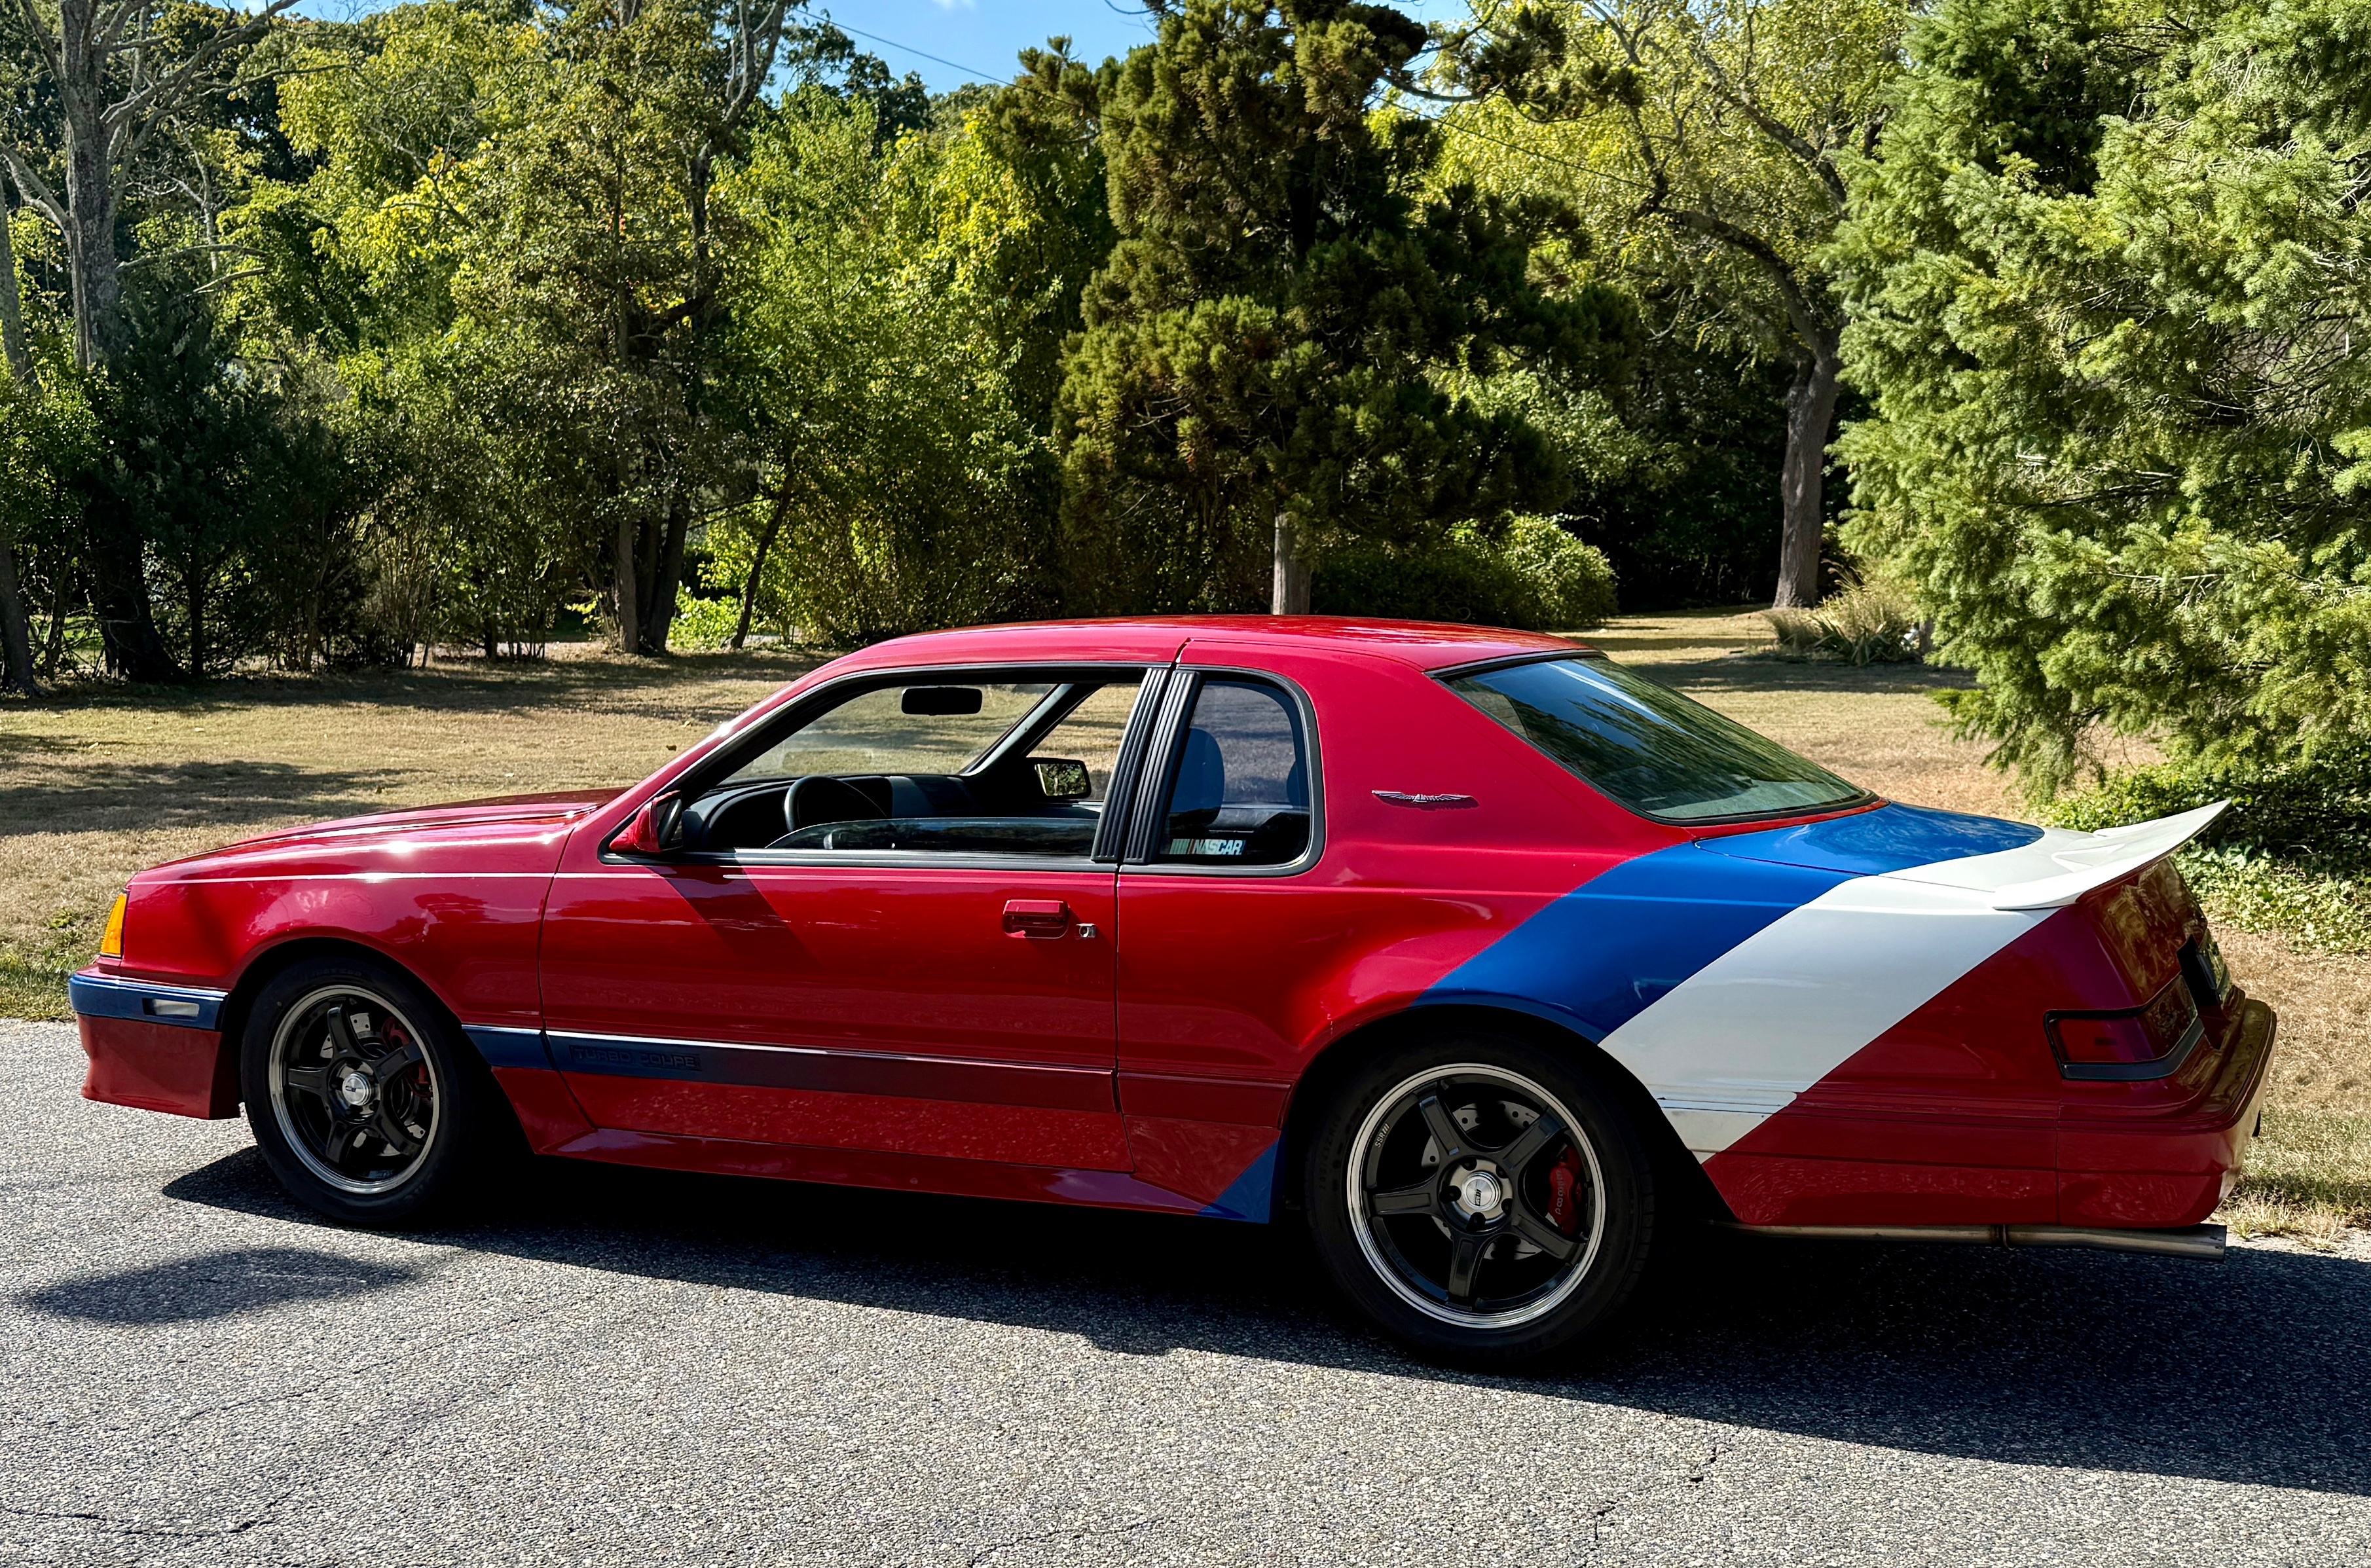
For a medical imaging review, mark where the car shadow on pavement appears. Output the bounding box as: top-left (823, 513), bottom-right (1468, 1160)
top-left (19, 1245), bottom-right (422, 1324)
top-left (160, 1146), bottom-right (2371, 1496)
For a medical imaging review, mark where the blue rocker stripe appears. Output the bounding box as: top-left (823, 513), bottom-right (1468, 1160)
top-left (68, 973), bottom-right (227, 1030)
top-left (1198, 1139), bottom-right (1279, 1224)
top-left (464, 1025), bottom-right (557, 1072)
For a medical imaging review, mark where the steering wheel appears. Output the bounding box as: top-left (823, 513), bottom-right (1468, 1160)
top-left (784, 775), bottom-right (881, 835)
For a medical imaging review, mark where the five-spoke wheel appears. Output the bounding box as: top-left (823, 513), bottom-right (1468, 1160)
top-left (1349, 1066), bottom-right (1604, 1327)
top-left (241, 955), bottom-right (508, 1224)
top-left (1308, 1033), bottom-right (1655, 1362)
top-left (269, 986), bottom-right (441, 1195)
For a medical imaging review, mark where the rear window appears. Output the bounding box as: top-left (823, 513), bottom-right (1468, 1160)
top-left (1446, 655), bottom-right (1867, 823)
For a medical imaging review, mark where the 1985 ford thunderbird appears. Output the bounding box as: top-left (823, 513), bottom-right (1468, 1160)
top-left (71, 619), bottom-right (2277, 1360)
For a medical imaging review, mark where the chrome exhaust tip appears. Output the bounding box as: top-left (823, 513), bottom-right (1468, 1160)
top-left (1724, 1222), bottom-right (2227, 1260)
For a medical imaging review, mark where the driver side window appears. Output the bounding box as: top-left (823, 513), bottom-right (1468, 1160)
top-left (688, 673), bottom-right (1147, 857)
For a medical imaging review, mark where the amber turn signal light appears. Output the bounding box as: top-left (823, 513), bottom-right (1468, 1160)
top-left (98, 894), bottom-right (127, 959)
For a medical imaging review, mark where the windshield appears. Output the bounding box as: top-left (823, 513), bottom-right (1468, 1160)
top-left (1446, 655), bottom-right (1867, 823)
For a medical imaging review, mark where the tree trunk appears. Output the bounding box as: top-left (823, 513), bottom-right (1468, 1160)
top-left (0, 199), bottom-right (31, 382)
top-left (86, 513), bottom-right (179, 680)
top-left (0, 208), bottom-right (42, 695)
top-left (57, 0), bottom-right (124, 370)
top-left (613, 509), bottom-right (639, 655)
top-left (640, 490), bottom-right (689, 656)
top-left (41, 563), bottom-right (72, 680)
top-left (734, 485), bottom-right (794, 649)
top-left (1774, 334), bottom-right (1843, 611)
top-left (0, 536), bottom-right (37, 698)
top-left (1270, 513), bottom-right (1310, 615)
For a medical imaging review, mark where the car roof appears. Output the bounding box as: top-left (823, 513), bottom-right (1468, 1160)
top-left (828, 617), bottom-right (1592, 676)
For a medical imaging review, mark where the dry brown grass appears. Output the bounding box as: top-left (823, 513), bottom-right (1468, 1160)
top-left (7, 610), bottom-right (2363, 1239)
top-left (0, 645), bottom-right (816, 1015)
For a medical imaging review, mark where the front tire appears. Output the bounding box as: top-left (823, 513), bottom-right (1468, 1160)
top-left (240, 956), bottom-right (502, 1226)
top-left (1305, 1031), bottom-right (1657, 1364)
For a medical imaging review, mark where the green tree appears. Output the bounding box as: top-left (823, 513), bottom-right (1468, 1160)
top-left (1833, 0), bottom-right (2371, 790)
top-left (1452, 0), bottom-right (1909, 608)
top-left (1057, 0), bottom-right (1629, 616)
top-left (710, 90), bottom-right (1062, 646)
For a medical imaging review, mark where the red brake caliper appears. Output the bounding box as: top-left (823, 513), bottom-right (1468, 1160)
top-left (1545, 1146), bottom-right (1585, 1235)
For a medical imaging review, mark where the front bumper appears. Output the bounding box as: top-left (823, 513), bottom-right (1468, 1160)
top-left (71, 970), bottom-right (239, 1120)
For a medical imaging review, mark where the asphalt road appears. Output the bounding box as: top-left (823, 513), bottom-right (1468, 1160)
top-left (5, 1021), bottom-right (2369, 1567)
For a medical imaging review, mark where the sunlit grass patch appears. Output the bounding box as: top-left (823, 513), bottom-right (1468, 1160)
top-left (2222, 1107), bottom-right (2371, 1245)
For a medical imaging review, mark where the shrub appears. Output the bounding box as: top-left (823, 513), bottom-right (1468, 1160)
top-left (1763, 575), bottom-right (1921, 664)
top-left (668, 595), bottom-right (745, 652)
top-left (1312, 515), bottom-right (1616, 631)
top-left (1499, 515), bottom-right (1619, 630)
top-left (2048, 753), bottom-right (2371, 953)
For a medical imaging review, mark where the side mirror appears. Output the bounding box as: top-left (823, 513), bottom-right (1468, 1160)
top-left (610, 792), bottom-right (686, 857)
top-left (1032, 758), bottom-right (1092, 801)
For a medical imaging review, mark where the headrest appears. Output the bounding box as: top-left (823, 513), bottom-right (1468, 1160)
top-left (1170, 727), bottom-right (1226, 816)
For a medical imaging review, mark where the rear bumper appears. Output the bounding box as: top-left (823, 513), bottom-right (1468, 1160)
top-left (2059, 996), bottom-right (2277, 1227)
top-left (71, 970), bottom-right (239, 1120)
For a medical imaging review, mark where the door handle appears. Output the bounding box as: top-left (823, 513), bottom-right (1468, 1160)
top-left (1001, 898), bottom-right (1075, 937)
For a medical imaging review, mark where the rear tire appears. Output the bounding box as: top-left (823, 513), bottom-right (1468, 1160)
top-left (240, 955), bottom-right (504, 1226)
top-left (1304, 1030), bottom-right (1657, 1364)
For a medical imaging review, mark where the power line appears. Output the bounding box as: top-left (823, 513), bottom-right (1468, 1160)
top-left (785, 5), bottom-right (1647, 195)
top-left (788, 5), bottom-right (1003, 85)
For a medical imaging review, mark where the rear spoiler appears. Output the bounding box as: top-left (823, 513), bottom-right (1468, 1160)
top-left (1887, 801), bottom-right (2230, 911)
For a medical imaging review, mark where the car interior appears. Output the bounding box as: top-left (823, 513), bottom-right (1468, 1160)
top-left (678, 679), bottom-right (1121, 856)
top-left (675, 672), bottom-right (1314, 864)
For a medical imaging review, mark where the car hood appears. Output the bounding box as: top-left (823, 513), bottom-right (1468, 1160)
top-left (152, 789), bottom-right (624, 872)
top-left (1694, 800), bottom-right (2227, 909)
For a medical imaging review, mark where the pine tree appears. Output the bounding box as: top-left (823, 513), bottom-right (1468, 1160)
top-left (1056, 0), bottom-right (1630, 614)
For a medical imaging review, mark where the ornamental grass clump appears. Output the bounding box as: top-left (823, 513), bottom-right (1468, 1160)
top-left (1763, 575), bottom-right (1922, 665)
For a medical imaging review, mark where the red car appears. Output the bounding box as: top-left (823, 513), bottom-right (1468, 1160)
top-left (72, 619), bottom-right (2276, 1360)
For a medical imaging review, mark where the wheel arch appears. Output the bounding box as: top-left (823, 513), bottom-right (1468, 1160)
top-left (218, 936), bottom-right (496, 1080)
top-left (1275, 1001), bottom-right (1729, 1225)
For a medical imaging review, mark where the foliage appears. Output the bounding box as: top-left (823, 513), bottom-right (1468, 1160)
top-left (1764, 572), bottom-right (1919, 663)
top-left (1312, 513), bottom-right (1616, 630)
top-left (708, 93), bottom-right (1057, 648)
top-left (2049, 750), bottom-right (2371, 952)
top-left (1057, 0), bottom-right (1630, 615)
top-left (1835, 0), bottom-right (2371, 794)
top-left (1448, 0), bottom-right (1912, 607)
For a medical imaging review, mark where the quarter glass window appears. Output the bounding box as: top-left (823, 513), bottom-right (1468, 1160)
top-left (1154, 679), bottom-right (1312, 866)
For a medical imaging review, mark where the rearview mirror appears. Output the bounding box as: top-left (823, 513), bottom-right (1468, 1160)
top-left (1032, 758), bottom-right (1092, 801)
top-left (610, 791), bottom-right (686, 857)
top-left (902, 685), bottom-right (983, 716)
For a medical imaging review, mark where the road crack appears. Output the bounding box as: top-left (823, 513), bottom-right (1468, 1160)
top-left (4, 1497), bottom-right (283, 1540)
top-left (1579, 1435), bottom-right (1730, 1563)
top-left (965, 1516), bottom-right (1163, 1566)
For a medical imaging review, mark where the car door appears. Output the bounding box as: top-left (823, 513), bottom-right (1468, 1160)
top-left (1112, 663), bottom-right (1326, 1215)
top-left (538, 666), bottom-right (1161, 1172)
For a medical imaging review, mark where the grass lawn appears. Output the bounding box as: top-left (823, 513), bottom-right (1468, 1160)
top-left (3, 611), bottom-right (2362, 1239)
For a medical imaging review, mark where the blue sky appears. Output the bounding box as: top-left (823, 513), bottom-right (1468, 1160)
top-left (797, 2), bottom-right (1476, 91)
top-left (290, 1), bottom-right (1475, 94)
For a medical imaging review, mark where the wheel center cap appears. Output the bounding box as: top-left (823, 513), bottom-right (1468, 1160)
top-left (339, 1069), bottom-right (375, 1108)
top-left (1452, 1167), bottom-right (1504, 1218)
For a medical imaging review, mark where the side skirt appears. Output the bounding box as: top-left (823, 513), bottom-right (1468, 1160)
top-left (1725, 1221), bottom-right (2227, 1260)
top-left (548, 1125), bottom-right (1226, 1218)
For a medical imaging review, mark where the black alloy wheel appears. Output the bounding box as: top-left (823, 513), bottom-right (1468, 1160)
top-left (1306, 1032), bottom-right (1657, 1363)
top-left (240, 956), bottom-right (509, 1225)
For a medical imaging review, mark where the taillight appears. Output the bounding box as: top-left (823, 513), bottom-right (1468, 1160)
top-left (2047, 978), bottom-right (2204, 1082)
top-left (98, 894), bottom-right (127, 960)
